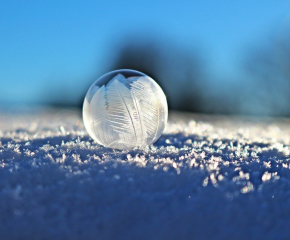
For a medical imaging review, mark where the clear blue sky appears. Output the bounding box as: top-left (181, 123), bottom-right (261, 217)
top-left (1, 0), bottom-right (290, 106)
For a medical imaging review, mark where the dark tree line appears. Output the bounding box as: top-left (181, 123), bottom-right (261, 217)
top-left (107, 28), bottom-right (290, 116)
top-left (49, 27), bottom-right (289, 117)
top-left (109, 36), bottom-right (206, 112)
top-left (108, 34), bottom-right (241, 114)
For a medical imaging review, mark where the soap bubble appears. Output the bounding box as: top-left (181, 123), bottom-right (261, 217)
top-left (83, 69), bottom-right (168, 150)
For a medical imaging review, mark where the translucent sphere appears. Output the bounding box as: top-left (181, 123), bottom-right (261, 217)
top-left (83, 69), bottom-right (168, 150)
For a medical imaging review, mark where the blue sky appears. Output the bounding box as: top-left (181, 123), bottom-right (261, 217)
top-left (1, 0), bottom-right (290, 105)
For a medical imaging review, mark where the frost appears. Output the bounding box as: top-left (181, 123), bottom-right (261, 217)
top-left (83, 73), bottom-right (168, 150)
top-left (262, 171), bottom-right (272, 181)
top-left (0, 109), bottom-right (290, 238)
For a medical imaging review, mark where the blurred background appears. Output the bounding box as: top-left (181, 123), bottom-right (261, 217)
top-left (1, 0), bottom-right (290, 116)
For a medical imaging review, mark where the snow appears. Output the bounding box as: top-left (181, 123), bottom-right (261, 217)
top-left (1, 108), bottom-right (290, 239)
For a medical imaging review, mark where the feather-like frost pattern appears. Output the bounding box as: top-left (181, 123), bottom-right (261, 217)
top-left (106, 78), bottom-right (144, 148)
top-left (83, 86), bottom-right (99, 139)
top-left (90, 86), bottom-right (118, 146)
top-left (130, 77), bottom-right (162, 143)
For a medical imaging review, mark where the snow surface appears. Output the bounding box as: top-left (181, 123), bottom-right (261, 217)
top-left (1, 109), bottom-right (290, 239)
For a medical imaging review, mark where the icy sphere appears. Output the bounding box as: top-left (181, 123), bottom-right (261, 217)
top-left (83, 69), bottom-right (168, 150)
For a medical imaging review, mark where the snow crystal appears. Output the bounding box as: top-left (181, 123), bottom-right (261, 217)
top-left (0, 109), bottom-right (290, 239)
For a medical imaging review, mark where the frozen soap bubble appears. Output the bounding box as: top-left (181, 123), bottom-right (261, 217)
top-left (83, 69), bottom-right (168, 150)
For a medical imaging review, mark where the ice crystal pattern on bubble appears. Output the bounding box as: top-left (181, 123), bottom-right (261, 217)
top-left (83, 74), bottom-right (168, 150)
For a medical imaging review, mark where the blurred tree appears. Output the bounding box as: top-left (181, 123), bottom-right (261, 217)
top-left (110, 34), bottom-right (206, 112)
top-left (241, 27), bottom-right (290, 116)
